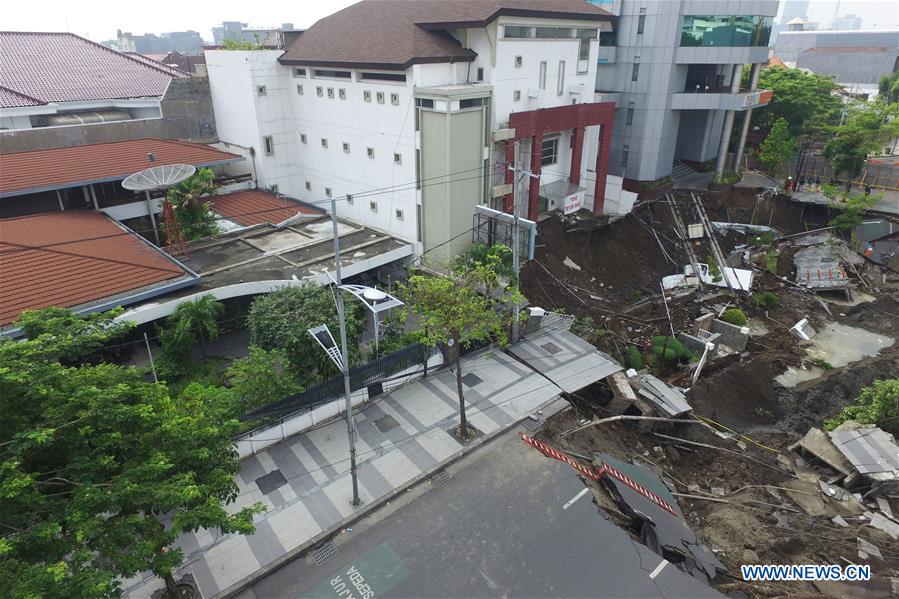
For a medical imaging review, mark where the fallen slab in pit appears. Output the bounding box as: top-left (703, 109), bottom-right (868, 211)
top-left (632, 374), bottom-right (693, 418)
top-left (508, 328), bottom-right (622, 393)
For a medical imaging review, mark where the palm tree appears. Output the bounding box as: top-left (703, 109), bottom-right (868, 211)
top-left (172, 296), bottom-right (225, 357)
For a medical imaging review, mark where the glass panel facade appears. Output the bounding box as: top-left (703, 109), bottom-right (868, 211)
top-left (680, 15), bottom-right (772, 47)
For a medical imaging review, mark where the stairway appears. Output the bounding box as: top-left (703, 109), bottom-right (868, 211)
top-left (671, 160), bottom-right (695, 180)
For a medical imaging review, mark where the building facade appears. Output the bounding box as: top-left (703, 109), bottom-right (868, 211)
top-left (594, 0), bottom-right (779, 181)
top-left (116, 29), bottom-right (205, 54)
top-left (212, 22), bottom-right (296, 47)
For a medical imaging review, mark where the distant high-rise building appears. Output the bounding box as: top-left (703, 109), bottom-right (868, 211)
top-left (832, 14), bottom-right (863, 31)
top-left (211, 21), bottom-right (296, 47)
top-left (116, 29), bottom-right (204, 54)
top-left (780, 0), bottom-right (809, 24)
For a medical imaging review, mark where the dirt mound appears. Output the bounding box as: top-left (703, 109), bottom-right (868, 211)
top-left (685, 356), bottom-right (784, 427)
top-left (840, 295), bottom-right (899, 338)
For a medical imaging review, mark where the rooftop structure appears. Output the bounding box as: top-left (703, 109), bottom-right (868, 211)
top-left (773, 28), bottom-right (899, 63)
top-left (205, 189), bottom-right (323, 227)
top-left (212, 21), bottom-right (298, 47)
top-left (0, 211), bottom-right (197, 331)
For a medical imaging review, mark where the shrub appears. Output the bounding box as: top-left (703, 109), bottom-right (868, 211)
top-left (825, 379), bottom-right (899, 436)
top-left (226, 346), bottom-right (303, 411)
top-left (720, 308), bottom-right (748, 326)
top-left (625, 345), bottom-right (643, 370)
top-left (750, 291), bottom-right (780, 311)
top-left (706, 256), bottom-right (723, 283)
top-left (651, 336), bottom-right (695, 363)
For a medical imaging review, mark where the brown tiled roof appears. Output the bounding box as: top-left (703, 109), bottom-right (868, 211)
top-left (0, 85), bottom-right (47, 108)
top-left (206, 189), bottom-right (322, 226)
top-left (0, 138), bottom-right (242, 197)
top-left (280, 0), bottom-right (612, 69)
top-left (125, 52), bottom-right (192, 77)
top-left (0, 211), bottom-right (192, 327)
top-left (0, 31), bottom-right (187, 106)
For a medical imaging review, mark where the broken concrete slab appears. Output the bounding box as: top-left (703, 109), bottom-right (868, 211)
top-left (790, 427), bottom-right (855, 477)
top-left (877, 497), bottom-right (893, 518)
top-left (868, 512), bottom-right (899, 540)
top-left (632, 374), bottom-right (692, 418)
top-left (858, 537), bottom-right (883, 560)
top-left (832, 515), bottom-right (849, 527)
top-left (829, 424), bottom-right (899, 478)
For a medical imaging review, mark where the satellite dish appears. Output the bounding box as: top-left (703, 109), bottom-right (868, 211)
top-left (122, 164), bottom-right (196, 191)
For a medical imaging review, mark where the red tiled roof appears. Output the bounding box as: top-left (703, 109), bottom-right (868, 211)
top-left (0, 31), bottom-right (187, 106)
top-left (0, 138), bottom-right (242, 197)
top-left (280, 0), bottom-right (612, 69)
top-left (0, 211), bottom-right (191, 327)
top-left (206, 189), bottom-right (322, 226)
top-left (0, 85), bottom-right (47, 108)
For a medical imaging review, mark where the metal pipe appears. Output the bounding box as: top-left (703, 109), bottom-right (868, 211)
top-left (144, 332), bottom-right (158, 383)
top-left (331, 194), bottom-right (361, 508)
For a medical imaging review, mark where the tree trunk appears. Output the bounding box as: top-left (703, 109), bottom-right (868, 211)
top-left (454, 348), bottom-right (468, 438)
top-left (198, 327), bottom-right (207, 357)
top-left (164, 572), bottom-right (178, 596)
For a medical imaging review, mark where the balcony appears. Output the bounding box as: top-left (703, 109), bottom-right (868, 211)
top-left (670, 89), bottom-right (772, 111)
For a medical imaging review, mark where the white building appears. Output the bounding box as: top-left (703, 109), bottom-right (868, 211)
top-left (206, 0), bottom-right (619, 257)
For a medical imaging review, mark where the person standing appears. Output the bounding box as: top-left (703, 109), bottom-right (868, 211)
top-left (865, 184), bottom-right (872, 196)
top-left (798, 175), bottom-right (806, 192)
top-left (815, 175), bottom-right (822, 191)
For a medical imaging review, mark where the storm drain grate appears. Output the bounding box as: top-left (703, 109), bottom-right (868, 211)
top-left (255, 469), bottom-right (287, 495)
top-left (311, 542), bottom-right (339, 566)
top-left (431, 470), bottom-right (452, 488)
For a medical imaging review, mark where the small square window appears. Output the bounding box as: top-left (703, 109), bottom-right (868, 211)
top-left (346, 194), bottom-right (353, 205)
top-left (513, 90), bottom-right (521, 102)
top-left (476, 67), bottom-right (484, 81)
top-left (263, 136), bottom-right (274, 156)
top-left (325, 187), bottom-right (332, 197)
top-left (390, 93), bottom-right (399, 105)
top-left (300, 133), bottom-right (307, 143)
top-left (305, 180), bottom-right (312, 191)
top-left (297, 84), bottom-right (304, 95)
top-left (395, 209), bottom-right (404, 220)
top-left (343, 142), bottom-right (350, 153)
top-left (369, 201), bottom-right (378, 212)
top-left (514, 55), bottom-right (523, 68)
top-left (293, 67), bottom-right (306, 77)
top-left (376, 91), bottom-right (385, 104)
top-left (321, 138), bottom-right (328, 148)
top-left (367, 147), bottom-right (375, 159)
top-left (257, 85), bottom-right (267, 96)
top-left (316, 86), bottom-right (324, 97)
top-left (327, 87), bottom-right (335, 99)
top-left (339, 88), bottom-right (346, 100)
top-left (393, 152), bottom-right (402, 164)
top-left (363, 90), bottom-right (372, 102)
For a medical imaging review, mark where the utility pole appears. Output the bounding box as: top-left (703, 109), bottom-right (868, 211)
top-left (330, 194), bottom-right (361, 507)
top-left (508, 141), bottom-right (539, 343)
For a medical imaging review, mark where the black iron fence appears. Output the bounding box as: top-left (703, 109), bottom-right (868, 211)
top-left (240, 343), bottom-right (439, 423)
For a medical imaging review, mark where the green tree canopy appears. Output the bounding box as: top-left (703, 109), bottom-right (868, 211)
top-left (758, 117), bottom-right (797, 177)
top-left (170, 295), bottom-right (226, 357)
top-left (0, 308), bottom-right (262, 598)
top-left (825, 379), bottom-right (899, 437)
top-left (225, 346), bottom-right (303, 411)
top-left (879, 71), bottom-right (899, 104)
top-left (822, 101), bottom-right (898, 185)
top-left (752, 66), bottom-right (842, 137)
top-left (167, 167), bottom-right (220, 240)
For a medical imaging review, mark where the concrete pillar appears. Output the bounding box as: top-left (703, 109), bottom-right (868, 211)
top-left (504, 140), bottom-right (515, 213)
top-left (593, 124), bottom-right (612, 215)
top-left (715, 64), bottom-right (744, 177)
top-left (732, 63), bottom-right (761, 172)
top-left (527, 131), bottom-right (543, 220)
top-left (569, 126), bottom-right (584, 186)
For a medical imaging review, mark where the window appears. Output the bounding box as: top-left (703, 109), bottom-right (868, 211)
top-left (393, 152), bottom-right (402, 164)
top-left (361, 72), bottom-right (407, 82)
top-left (293, 68), bottom-right (306, 77)
top-left (390, 93), bottom-right (399, 105)
top-left (513, 89), bottom-right (521, 102)
top-left (557, 61), bottom-right (566, 96)
top-left (327, 87), bottom-right (335, 99)
top-left (369, 201), bottom-right (378, 212)
top-left (622, 145), bottom-right (629, 167)
top-left (541, 137), bottom-right (559, 166)
top-left (680, 15), bottom-right (773, 47)
top-left (346, 194), bottom-right (353, 204)
top-left (577, 28), bottom-right (596, 60)
top-left (376, 91), bottom-right (385, 104)
top-left (459, 98), bottom-right (484, 109)
top-left (476, 67), bottom-right (484, 81)
top-left (415, 149), bottom-right (421, 189)
top-left (363, 90), bottom-right (372, 102)
top-left (536, 27), bottom-right (574, 38)
top-left (538, 61), bottom-right (547, 90)
top-left (367, 147), bottom-right (375, 159)
top-left (321, 138), bottom-right (328, 148)
top-left (256, 85), bottom-right (267, 96)
top-left (416, 98), bottom-right (434, 108)
top-left (300, 133), bottom-right (307, 143)
top-left (343, 142), bottom-right (350, 153)
top-left (504, 25), bottom-right (533, 38)
top-left (325, 187), bottom-right (332, 198)
top-left (297, 84), bottom-right (304, 95)
top-left (305, 180), bottom-right (312, 191)
top-left (316, 86), bottom-right (324, 97)
top-left (263, 136), bottom-right (274, 156)
top-left (395, 209), bottom-right (404, 221)
top-left (626, 103), bottom-right (634, 125)
top-left (637, 14), bottom-right (646, 35)
top-left (269, 184), bottom-right (279, 193)
top-left (631, 62), bottom-right (640, 82)
top-left (339, 88), bottom-right (346, 100)
top-left (314, 69), bottom-right (351, 79)
top-left (514, 55), bottom-right (523, 67)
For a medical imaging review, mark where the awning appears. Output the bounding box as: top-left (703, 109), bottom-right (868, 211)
top-left (508, 328), bottom-right (622, 393)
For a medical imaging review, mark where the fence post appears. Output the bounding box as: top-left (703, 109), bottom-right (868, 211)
top-left (423, 345), bottom-right (429, 377)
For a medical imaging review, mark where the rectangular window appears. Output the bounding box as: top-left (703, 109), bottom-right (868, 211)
top-left (536, 27), bottom-right (573, 38)
top-left (577, 29), bottom-right (596, 60)
top-left (360, 72), bottom-right (407, 83)
top-left (539, 61), bottom-right (547, 89)
top-left (395, 209), bottom-right (403, 220)
top-left (256, 85), bottom-right (267, 96)
top-left (300, 133), bottom-right (307, 143)
top-left (415, 149), bottom-right (421, 189)
top-left (637, 15), bottom-right (646, 35)
top-left (369, 201), bottom-right (378, 212)
top-left (390, 93), bottom-right (399, 105)
top-left (293, 68), bottom-right (306, 77)
top-left (314, 69), bottom-right (351, 79)
top-left (626, 104), bottom-right (634, 125)
top-left (367, 147), bottom-right (375, 159)
top-left (327, 87), bottom-right (335, 99)
top-left (476, 67), bottom-right (484, 81)
top-left (321, 138), bottom-right (328, 148)
top-left (263, 136), bottom-right (274, 156)
top-left (504, 25), bottom-right (533, 38)
top-left (316, 86), bottom-right (323, 97)
top-left (622, 145), bottom-right (630, 167)
top-left (631, 62), bottom-right (640, 82)
top-left (297, 84), bottom-right (304, 95)
top-left (393, 152), bottom-right (402, 164)
top-left (305, 180), bottom-right (311, 191)
top-left (325, 187), bottom-right (332, 198)
top-left (343, 142), bottom-right (350, 153)
top-left (514, 55), bottom-right (523, 68)
top-left (541, 137), bottom-right (559, 166)
top-left (363, 90), bottom-right (372, 102)
top-left (557, 61), bottom-right (566, 96)
top-left (458, 98), bottom-right (484, 109)
top-left (680, 15), bottom-right (773, 47)
top-left (339, 88), bottom-right (346, 100)
top-left (513, 90), bottom-right (521, 102)
top-left (376, 91), bottom-right (385, 104)
top-left (416, 98), bottom-right (434, 108)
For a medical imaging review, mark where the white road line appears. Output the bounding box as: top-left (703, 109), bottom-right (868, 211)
top-left (562, 487), bottom-right (590, 510)
top-left (649, 559), bottom-right (668, 580)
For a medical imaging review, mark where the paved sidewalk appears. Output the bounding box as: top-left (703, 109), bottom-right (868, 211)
top-left (123, 328), bottom-right (598, 598)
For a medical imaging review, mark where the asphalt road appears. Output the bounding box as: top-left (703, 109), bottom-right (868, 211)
top-left (234, 427), bottom-right (721, 599)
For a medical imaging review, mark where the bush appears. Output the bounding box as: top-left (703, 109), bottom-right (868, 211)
top-left (706, 256), bottom-right (723, 283)
top-left (625, 345), bottom-right (643, 370)
top-left (749, 291), bottom-right (780, 311)
top-left (712, 171), bottom-right (742, 185)
top-left (720, 308), bottom-right (748, 326)
top-left (226, 346), bottom-right (303, 411)
top-left (651, 336), bottom-right (695, 363)
top-left (825, 379), bottom-right (899, 436)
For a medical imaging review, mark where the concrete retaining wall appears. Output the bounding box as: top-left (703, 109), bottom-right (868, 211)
top-left (710, 318), bottom-right (750, 351)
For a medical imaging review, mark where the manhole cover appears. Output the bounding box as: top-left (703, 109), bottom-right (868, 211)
top-left (311, 541), bottom-right (339, 566)
top-left (374, 414), bottom-right (400, 433)
top-left (255, 469), bottom-right (287, 495)
top-left (461, 373), bottom-right (483, 387)
top-left (431, 471), bottom-right (452, 488)
top-left (540, 342), bottom-right (562, 355)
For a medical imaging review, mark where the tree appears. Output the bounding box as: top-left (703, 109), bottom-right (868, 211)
top-left (247, 284), bottom-right (364, 381)
top-left (824, 101), bottom-right (899, 189)
top-left (758, 117), bottom-right (797, 177)
top-left (167, 168), bottom-right (220, 240)
top-left (226, 346), bottom-right (303, 411)
top-left (821, 185), bottom-right (879, 231)
top-left (752, 66), bottom-right (842, 137)
top-left (399, 254), bottom-right (523, 439)
top-left (0, 308), bottom-right (263, 598)
top-left (879, 71), bottom-right (899, 104)
top-left (168, 296), bottom-right (225, 357)
top-left (825, 379), bottom-right (899, 437)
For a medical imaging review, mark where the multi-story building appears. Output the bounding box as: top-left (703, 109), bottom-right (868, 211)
top-left (211, 21), bottom-right (297, 47)
top-left (207, 0), bottom-right (619, 257)
top-left (832, 14), bottom-right (863, 31)
top-left (594, 0), bottom-right (779, 181)
top-left (116, 29), bottom-right (205, 55)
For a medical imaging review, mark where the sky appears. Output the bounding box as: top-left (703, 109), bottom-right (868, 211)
top-left (1, 0), bottom-right (896, 42)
